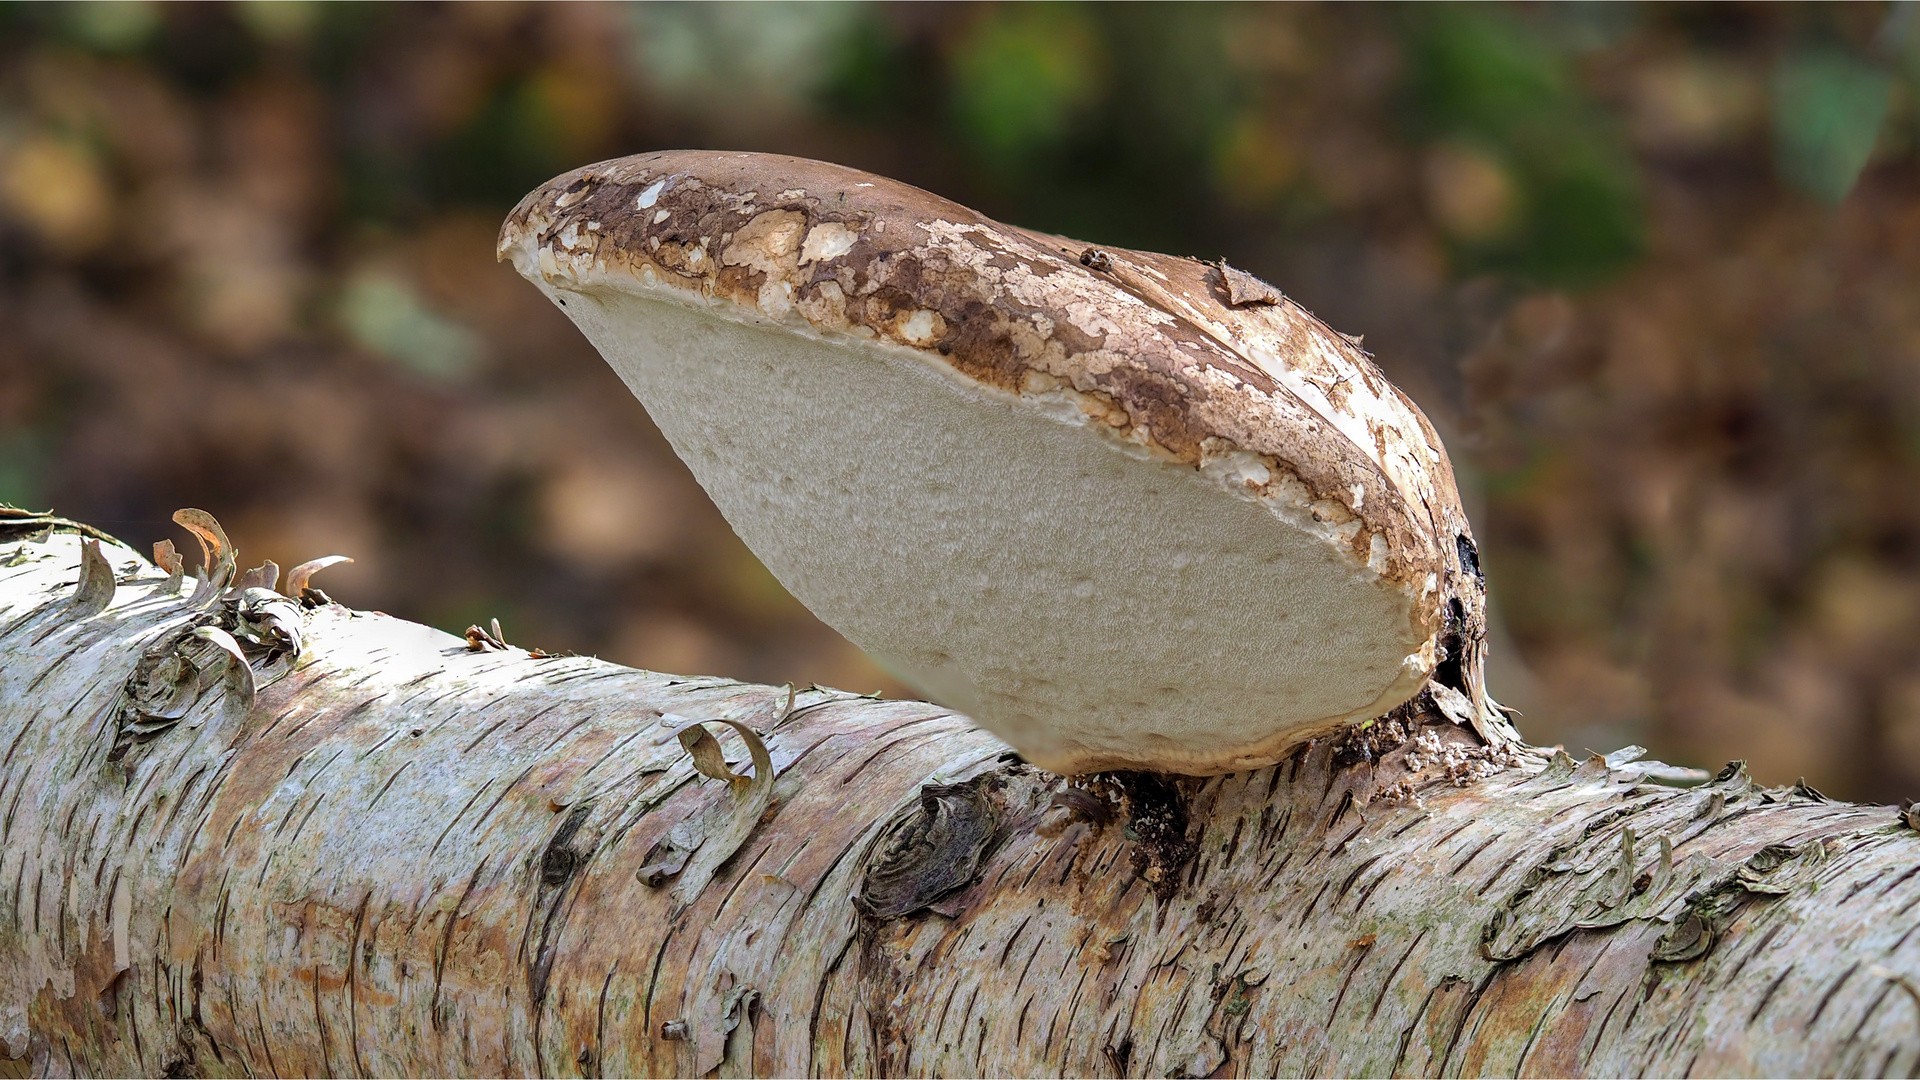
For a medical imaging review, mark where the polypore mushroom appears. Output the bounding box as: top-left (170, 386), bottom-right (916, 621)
top-left (499, 151), bottom-right (1504, 776)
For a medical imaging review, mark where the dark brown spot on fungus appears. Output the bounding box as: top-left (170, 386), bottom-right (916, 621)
top-left (1079, 247), bottom-right (1114, 272)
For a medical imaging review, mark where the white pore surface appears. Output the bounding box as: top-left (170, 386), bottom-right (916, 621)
top-left (560, 289), bottom-right (1427, 773)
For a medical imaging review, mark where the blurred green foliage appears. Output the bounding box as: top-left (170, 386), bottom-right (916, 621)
top-left (1401, 6), bottom-right (1643, 284)
top-left (948, 5), bottom-right (1108, 165)
top-left (0, 430), bottom-right (42, 508)
top-left (1773, 48), bottom-right (1895, 202)
top-left (338, 270), bottom-right (480, 382)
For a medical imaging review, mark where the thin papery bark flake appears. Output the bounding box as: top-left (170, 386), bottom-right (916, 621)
top-left (2, 519), bottom-right (1918, 1078)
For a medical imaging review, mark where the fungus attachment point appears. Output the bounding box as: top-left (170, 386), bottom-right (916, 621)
top-left (501, 152), bottom-right (1503, 775)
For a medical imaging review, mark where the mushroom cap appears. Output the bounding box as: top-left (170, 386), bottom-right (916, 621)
top-left (500, 151), bottom-right (1490, 776)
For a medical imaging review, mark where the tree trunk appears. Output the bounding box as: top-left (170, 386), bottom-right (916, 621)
top-left (3, 513), bottom-right (1917, 1078)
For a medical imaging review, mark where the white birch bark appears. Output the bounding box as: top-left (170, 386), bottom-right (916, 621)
top-left (3, 513), bottom-right (1918, 1078)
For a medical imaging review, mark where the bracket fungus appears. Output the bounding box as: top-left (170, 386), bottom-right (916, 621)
top-left (501, 151), bottom-right (1505, 775)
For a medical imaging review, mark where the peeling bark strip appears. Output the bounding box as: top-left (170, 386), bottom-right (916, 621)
top-left (4, 518), bottom-right (1920, 1078)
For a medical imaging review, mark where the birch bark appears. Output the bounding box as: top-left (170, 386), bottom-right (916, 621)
top-left (3, 513), bottom-right (1917, 1078)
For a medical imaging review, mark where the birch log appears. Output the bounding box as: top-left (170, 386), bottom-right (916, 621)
top-left (3, 511), bottom-right (1919, 1079)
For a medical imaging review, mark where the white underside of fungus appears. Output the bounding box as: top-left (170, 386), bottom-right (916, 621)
top-left (554, 287), bottom-right (1432, 774)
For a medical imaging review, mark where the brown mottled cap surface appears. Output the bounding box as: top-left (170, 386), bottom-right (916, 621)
top-left (501, 150), bottom-right (1496, 775)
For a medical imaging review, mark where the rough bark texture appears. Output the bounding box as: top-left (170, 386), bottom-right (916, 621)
top-left (4, 514), bottom-right (1919, 1078)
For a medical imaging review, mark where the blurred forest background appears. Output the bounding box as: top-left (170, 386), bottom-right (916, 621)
top-left (2, 3), bottom-right (1918, 799)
